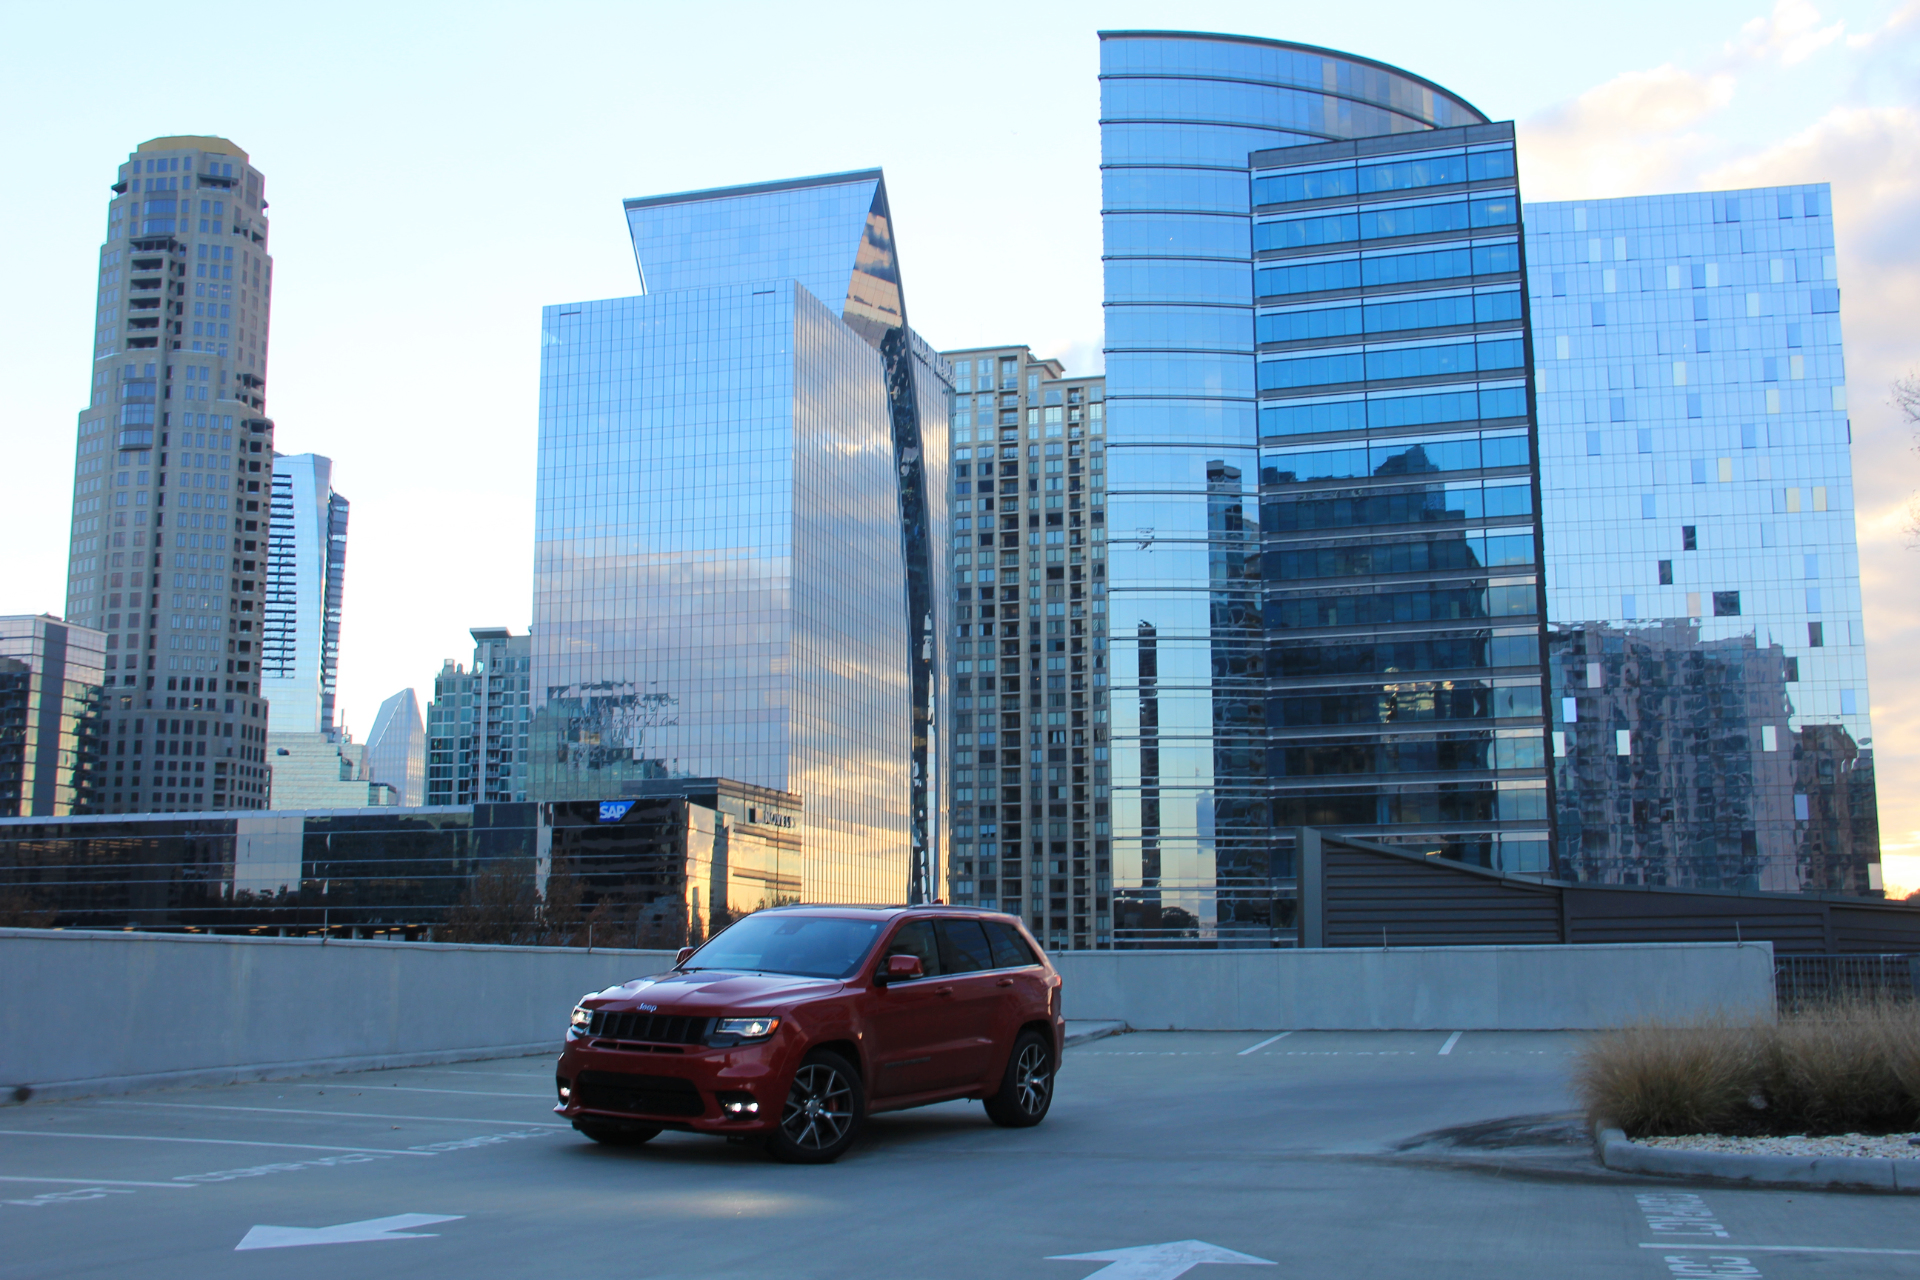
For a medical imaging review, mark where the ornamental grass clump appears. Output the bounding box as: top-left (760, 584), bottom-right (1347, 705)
top-left (1577, 1000), bottom-right (1920, 1138)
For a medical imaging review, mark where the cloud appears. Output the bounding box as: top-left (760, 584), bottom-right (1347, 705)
top-left (1517, 65), bottom-right (1735, 200)
top-left (1731, 0), bottom-right (1847, 66)
top-left (1844, 0), bottom-right (1920, 50)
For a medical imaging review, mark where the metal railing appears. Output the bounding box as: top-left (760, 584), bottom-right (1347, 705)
top-left (1775, 953), bottom-right (1920, 1008)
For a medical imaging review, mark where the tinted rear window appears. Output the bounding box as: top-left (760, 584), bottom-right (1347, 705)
top-left (936, 919), bottom-right (995, 974)
top-left (984, 920), bottom-right (1039, 969)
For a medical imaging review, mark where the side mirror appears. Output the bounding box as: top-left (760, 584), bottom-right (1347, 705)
top-left (675, 946), bottom-right (696, 966)
top-left (879, 953), bottom-right (924, 984)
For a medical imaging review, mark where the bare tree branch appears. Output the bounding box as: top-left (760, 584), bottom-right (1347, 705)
top-left (1898, 374), bottom-right (1920, 548)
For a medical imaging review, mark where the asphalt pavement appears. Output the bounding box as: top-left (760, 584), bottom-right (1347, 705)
top-left (3, 1029), bottom-right (1916, 1279)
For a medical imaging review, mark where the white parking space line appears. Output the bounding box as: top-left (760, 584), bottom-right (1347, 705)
top-left (1237, 1032), bottom-right (1293, 1056)
top-left (0, 1176), bottom-right (194, 1189)
top-left (102, 1101), bottom-right (568, 1128)
top-left (1438, 1032), bottom-right (1463, 1055)
top-left (374, 1086), bottom-right (551, 1100)
top-left (429, 1069), bottom-right (552, 1079)
top-left (1644, 1245), bottom-right (1920, 1256)
top-left (0, 1130), bottom-right (434, 1156)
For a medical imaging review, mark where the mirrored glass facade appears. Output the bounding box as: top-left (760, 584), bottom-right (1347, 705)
top-left (262, 453), bottom-right (348, 736)
top-left (531, 172), bottom-right (948, 906)
top-left (1527, 186), bottom-right (1880, 893)
top-left (1099, 31), bottom-right (1515, 946)
top-left (0, 615), bottom-right (106, 816)
top-left (1255, 123), bottom-right (1550, 878)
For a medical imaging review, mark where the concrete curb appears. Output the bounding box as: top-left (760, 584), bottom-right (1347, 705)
top-left (3, 1042), bottom-right (556, 1107)
top-left (1064, 1020), bottom-right (1127, 1048)
top-left (1595, 1125), bottom-right (1920, 1193)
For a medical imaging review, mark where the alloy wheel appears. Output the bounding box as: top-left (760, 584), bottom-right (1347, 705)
top-left (1014, 1042), bottom-right (1052, 1115)
top-left (781, 1063), bottom-right (854, 1151)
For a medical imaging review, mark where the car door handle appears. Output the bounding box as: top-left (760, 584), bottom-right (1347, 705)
top-left (996, 978), bottom-right (1015, 988)
top-left (934, 986), bottom-right (954, 997)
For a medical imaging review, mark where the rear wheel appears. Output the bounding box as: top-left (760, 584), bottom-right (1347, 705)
top-left (984, 1031), bottom-right (1054, 1128)
top-left (766, 1050), bottom-right (863, 1164)
top-left (573, 1120), bottom-right (661, 1146)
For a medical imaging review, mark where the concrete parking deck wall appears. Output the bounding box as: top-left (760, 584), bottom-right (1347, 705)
top-left (0, 928), bottom-right (676, 1102)
top-left (1, 931), bottom-right (1773, 1101)
top-left (1050, 942), bottom-right (1775, 1031)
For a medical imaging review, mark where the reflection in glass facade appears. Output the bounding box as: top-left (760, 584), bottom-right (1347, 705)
top-left (262, 454), bottom-right (349, 736)
top-left (1527, 186), bottom-right (1880, 893)
top-left (531, 171), bottom-right (949, 906)
top-left (0, 615), bottom-right (105, 816)
top-left (1100, 31), bottom-right (1519, 946)
top-left (0, 804), bottom-right (538, 933)
top-left (1255, 124), bottom-right (1550, 876)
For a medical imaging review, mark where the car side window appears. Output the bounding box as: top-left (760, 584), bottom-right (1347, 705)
top-left (935, 919), bottom-right (995, 974)
top-left (884, 920), bottom-right (940, 977)
top-left (984, 920), bottom-right (1039, 969)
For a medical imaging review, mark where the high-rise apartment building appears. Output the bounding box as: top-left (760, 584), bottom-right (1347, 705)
top-left (0, 616), bottom-right (106, 816)
top-left (364, 688), bottom-right (426, 807)
top-left (530, 170), bottom-right (949, 905)
top-left (426, 628), bottom-right (531, 807)
top-left (262, 453), bottom-right (348, 735)
top-left (1097, 32), bottom-right (1545, 945)
top-left (1527, 185), bottom-right (1879, 893)
top-left (940, 347), bottom-right (1110, 951)
top-left (61, 135), bottom-right (277, 814)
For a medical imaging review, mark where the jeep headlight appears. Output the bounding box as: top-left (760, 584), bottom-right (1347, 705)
top-left (569, 1004), bottom-right (594, 1036)
top-left (713, 1016), bottom-right (780, 1041)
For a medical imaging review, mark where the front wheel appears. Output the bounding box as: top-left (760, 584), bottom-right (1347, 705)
top-left (766, 1050), bottom-right (863, 1164)
top-left (984, 1031), bottom-right (1054, 1127)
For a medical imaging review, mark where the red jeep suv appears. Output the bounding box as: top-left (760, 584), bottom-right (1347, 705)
top-left (555, 905), bottom-right (1063, 1163)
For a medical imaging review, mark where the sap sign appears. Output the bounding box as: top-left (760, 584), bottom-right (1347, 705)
top-left (597, 800), bottom-right (636, 823)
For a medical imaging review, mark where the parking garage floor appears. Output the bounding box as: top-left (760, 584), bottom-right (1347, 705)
top-left (4, 1031), bottom-right (1916, 1279)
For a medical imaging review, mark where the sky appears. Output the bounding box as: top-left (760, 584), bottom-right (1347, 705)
top-left (1, 0), bottom-right (1915, 884)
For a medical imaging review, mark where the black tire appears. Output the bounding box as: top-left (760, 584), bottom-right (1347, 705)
top-left (573, 1120), bottom-right (661, 1146)
top-left (766, 1050), bottom-right (863, 1164)
top-left (984, 1030), bottom-right (1054, 1128)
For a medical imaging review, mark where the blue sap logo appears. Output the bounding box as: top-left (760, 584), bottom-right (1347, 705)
top-left (597, 800), bottom-right (636, 823)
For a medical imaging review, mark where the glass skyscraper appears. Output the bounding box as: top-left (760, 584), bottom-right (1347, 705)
top-left (363, 687), bottom-right (426, 807)
top-left (262, 453), bottom-right (348, 736)
top-left (1253, 123), bottom-right (1549, 874)
top-left (1099, 31), bottom-right (1547, 946)
top-left (1527, 185), bottom-right (1880, 894)
top-left (531, 171), bottom-right (949, 906)
top-left (0, 615), bottom-right (105, 816)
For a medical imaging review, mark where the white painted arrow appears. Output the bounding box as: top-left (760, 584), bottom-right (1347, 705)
top-left (234, 1213), bottom-right (464, 1250)
top-left (1049, 1239), bottom-right (1277, 1280)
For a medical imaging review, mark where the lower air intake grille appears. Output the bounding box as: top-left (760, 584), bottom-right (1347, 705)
top-left (573, 1070), bottom-right (704, 1118)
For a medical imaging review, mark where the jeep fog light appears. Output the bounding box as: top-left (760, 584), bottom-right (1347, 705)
top-left (718, 1091), bottom-right (759, 1116)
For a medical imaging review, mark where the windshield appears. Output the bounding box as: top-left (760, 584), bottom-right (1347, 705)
top-left (685, 913), bottom-right (883, 979)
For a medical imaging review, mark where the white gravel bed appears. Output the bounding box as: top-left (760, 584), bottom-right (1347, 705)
top-left (1638, 1132), bottom-right (1920, 1159)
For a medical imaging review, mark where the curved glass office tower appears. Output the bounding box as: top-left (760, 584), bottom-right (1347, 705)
top-left (532, 171), bottom-right (949, 905)
top-left (1100, 33), bottom-right (1541, 945)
